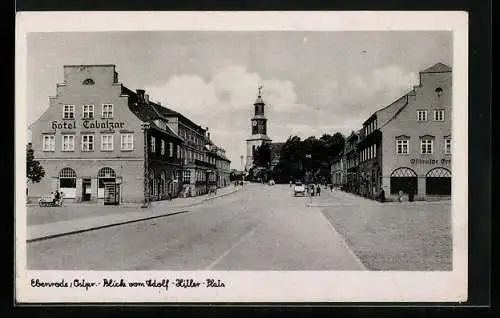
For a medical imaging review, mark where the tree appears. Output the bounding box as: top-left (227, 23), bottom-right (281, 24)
top-left (253, 143), bottom-right (271, 168)
top-left (26, 143), bottom-right (45, 184)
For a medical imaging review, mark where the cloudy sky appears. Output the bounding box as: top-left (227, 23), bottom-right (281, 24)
top-left (27, 31), bottom-right (452, 169)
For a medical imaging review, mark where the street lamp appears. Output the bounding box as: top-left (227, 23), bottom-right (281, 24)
top-left (141, 122), bottom-right (151, 208)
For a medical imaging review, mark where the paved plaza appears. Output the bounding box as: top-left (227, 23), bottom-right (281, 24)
top-left (26, 183), bottom-right (451, 271)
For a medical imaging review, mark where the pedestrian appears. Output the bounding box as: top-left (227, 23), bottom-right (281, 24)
top-left (379, 188), bottom-right (385, 203)
top-left (330, 184), bottom-right (334, 192)
top-left (398, 190), bottom-right (403, 202)
top-left (316, 184), bottom-right (321, 196)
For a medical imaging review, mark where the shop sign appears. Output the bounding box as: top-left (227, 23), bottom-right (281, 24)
top-left (51, 120), bottom-right (125, 130)
top-left (410, 158), bottom-right (451, 165)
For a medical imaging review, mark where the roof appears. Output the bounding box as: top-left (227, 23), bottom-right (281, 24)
top-left (420, 62), bottom-right (452, 73)
top-left (120, 85), bottom-right (181, 140)
top-left (254, 96), bottom-right (265, 105)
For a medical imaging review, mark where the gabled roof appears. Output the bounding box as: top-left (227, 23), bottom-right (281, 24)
top-left (120, 85), bottom-right (180, 140)
top-left (420, 62), bottom-right (452, 73)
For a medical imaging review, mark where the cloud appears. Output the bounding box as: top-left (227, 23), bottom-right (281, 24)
top-left (145, 65), bottom-right (307, 167)
top-left (314, 64), bottom-right (418, 116)
top-left (145, 64), bottom-right (418, 168)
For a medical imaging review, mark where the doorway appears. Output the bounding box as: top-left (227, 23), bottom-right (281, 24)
top-left (82, 178), bottom-right (92, 201)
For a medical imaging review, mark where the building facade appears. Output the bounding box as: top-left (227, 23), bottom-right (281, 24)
top-left (245, 86), bottom-right (272, 171)
top-left (330, 152), bottom-right (344, 186)
top-left (380, 63), bottom-right (452, 201)
top-left (333, 62), bottom-right (452, 201)
top-left (28, 64), bottom-right (230, 204)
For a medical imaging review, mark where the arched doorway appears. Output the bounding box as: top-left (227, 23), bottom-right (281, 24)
top-left (98, 167), bottom-right (116, 198)
top-left (390, 167), bottom-right (418, 195)
top-left (59, 167), bottom-right (76, 198)
top-left (426, 167), bottom-right (451, 195)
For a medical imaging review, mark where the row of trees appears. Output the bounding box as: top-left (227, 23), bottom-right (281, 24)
top-left (247, 132), bottom-right (346, 184)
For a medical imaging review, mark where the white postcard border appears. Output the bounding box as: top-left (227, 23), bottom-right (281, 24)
top-left (15, 11), bottom-right (469, 303)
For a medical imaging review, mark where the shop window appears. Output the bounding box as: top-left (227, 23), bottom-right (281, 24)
top-left (81, 135), bottom-right (94, 151)
top-left (120, 134), bottom-right (133, 151)
top-left (42, 134), bottom-right (55, 151)
top-left (390, 167), bottom-right (417, 195)
top-left (63, 105), bottom-right (75, 119)
top-left (82, 105), bottom-right (94, 119)
top-left (98, 167), bottom-right (116, 198)
top-left (62, 135), bottom-right (75, 151)
top-left (102, 104), bottom-right (113, 118)
top-left (426, 167), bottom-right (451, 195)
top-left (417, 110), bottom-right (428, 121)
top-left (101, 134), bottom-right (114, 151)
top-left (59, 167), bottom-right (77, 198)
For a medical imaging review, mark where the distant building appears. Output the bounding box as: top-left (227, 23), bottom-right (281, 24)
top-left (334, 62), bottom-right (452, 201)
top-left (245, 86), bottom-right (272, 171)
top-left (330, 151), bottom-right (344, 186)
top-left (245, 86), bottom-right (286, 173)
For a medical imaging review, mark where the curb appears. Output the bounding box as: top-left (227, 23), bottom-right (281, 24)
top-left (27, 186), bottom-right (244, 243)
top-left (27, 210), bottom-right (190, 243)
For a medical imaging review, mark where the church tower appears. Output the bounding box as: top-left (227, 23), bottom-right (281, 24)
top-left (245, 85), bottom-right (272, 171)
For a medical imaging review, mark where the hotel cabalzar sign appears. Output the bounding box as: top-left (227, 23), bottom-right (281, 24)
top-left (51, 120), bottom-right (125, 130)
top-left (410, 158), bottom-right (451, 165)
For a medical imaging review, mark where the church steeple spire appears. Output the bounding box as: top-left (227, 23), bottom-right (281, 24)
top-left (245, 84), bottom-right (272, 171)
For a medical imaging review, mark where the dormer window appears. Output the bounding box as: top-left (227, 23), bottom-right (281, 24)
top-left (82, 78), bottom-right (95, 85)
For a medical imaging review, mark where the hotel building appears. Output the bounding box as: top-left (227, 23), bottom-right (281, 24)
top-left (28, 64), bottom-right (230, 204)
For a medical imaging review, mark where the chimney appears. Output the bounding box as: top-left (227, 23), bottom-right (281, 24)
top-left (136, 89), bottom-right (145, 103)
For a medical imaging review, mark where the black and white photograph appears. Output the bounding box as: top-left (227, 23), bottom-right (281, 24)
top-left (15, 11), bottom-right (468, 303)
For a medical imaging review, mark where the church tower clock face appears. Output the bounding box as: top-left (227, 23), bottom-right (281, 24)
top-left (252, 121), bottom-right (257, 126)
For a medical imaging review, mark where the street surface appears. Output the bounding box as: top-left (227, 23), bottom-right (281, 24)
top-left (27, 184), bottom-right (451, 271)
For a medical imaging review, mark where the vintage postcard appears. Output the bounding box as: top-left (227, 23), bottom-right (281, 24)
top-left (15, 11), bottom-right (468, 303)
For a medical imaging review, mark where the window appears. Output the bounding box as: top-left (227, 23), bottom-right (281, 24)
top-left (120, 134), bottom-right (133, 150)
top-left (445, 138), bottom-right (452, 154)
top-left (396, 139), bottom-right (409, 154)
top-left (161, 140), bottom-right (165, 155)
top-left (81, 135), bottom-right (94, 151)
top-left (82, 78), bottom-right (95, 85)
top-left (63, 105), bottom-right (75, 119)
top-left (151, 136), bottom-right (156, 153)
top-left (102, 104), bottom-right (113, 118)
top-left (101, 134), bottom-right (113, 151)
top-left (421, 139), bottom-right (433, 154)
top-left (82, 105), bottom-right (94, 119)
top-left (42, 135), bottom-right (55, 151)
top-left (417, 110), bottom-right (428, 121)
top-left (434, 109), bottom-right (445, 121)
top-left (62, 135), bottom-right (75, 151)
top-left (183, 170), bottom-right (191, 183)
top-left (169, 142), bottom-right (173, 157)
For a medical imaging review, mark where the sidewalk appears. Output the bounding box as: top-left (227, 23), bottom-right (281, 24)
top-left (27, 185), bottom-right (244, 242)
top-left (306, 188), bottom-right (451, 207)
